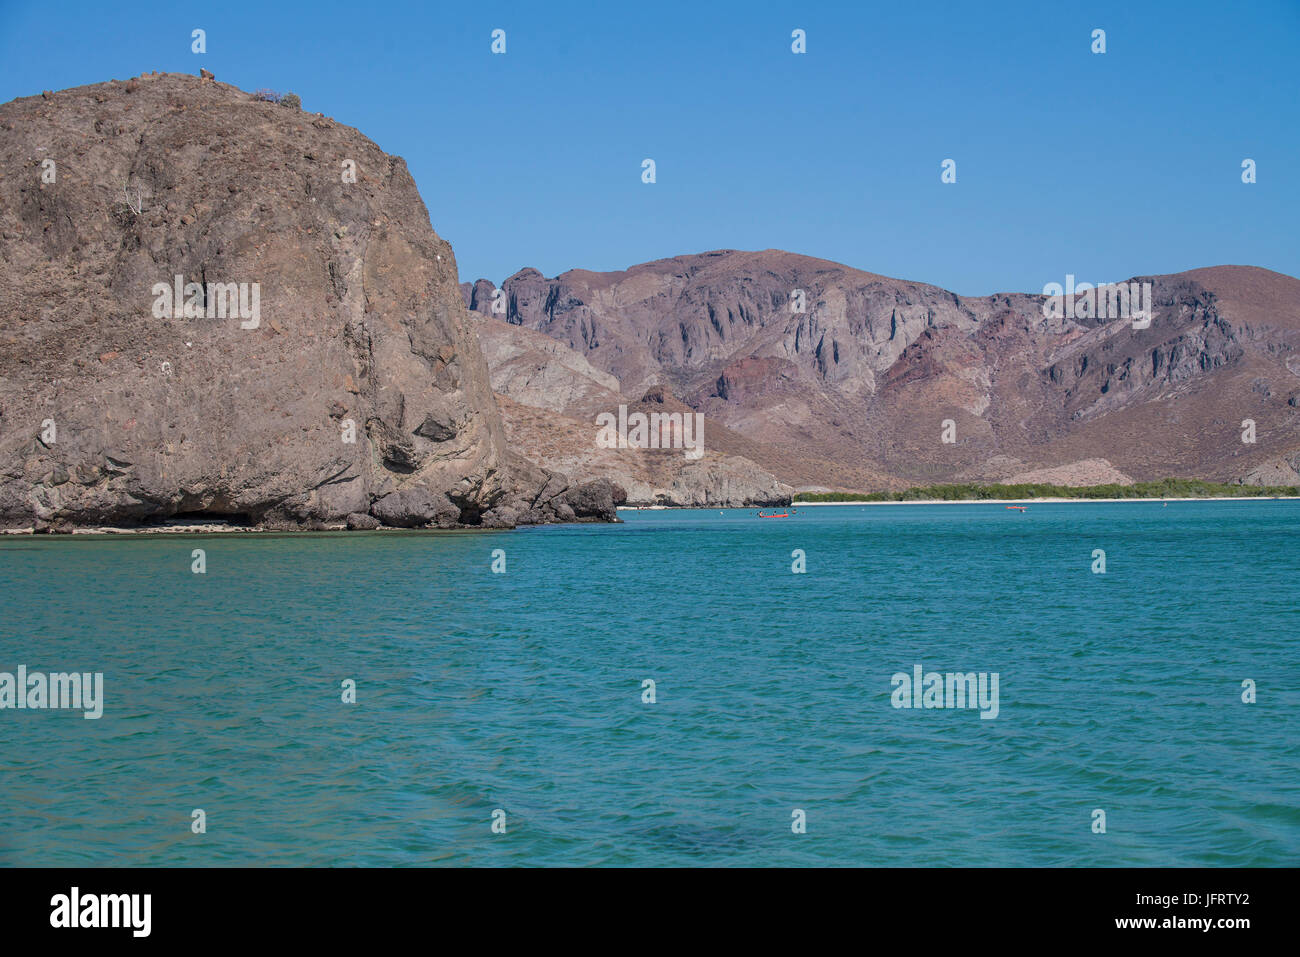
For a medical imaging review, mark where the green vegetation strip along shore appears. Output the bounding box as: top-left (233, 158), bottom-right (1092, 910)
top-left (793, 479), bottom-right (1300, 503)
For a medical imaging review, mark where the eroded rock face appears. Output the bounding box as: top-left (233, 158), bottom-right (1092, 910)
top-left (370, 487), bottom-right (459, 528)
top-left (455, 311), bottom-right (796, 506)
top-left (0, 74), bottom-right (602, 529)
top-left (558, 477), bottom-right (626, 518)
top-left (1241, 451), bottom-right (1300, 486)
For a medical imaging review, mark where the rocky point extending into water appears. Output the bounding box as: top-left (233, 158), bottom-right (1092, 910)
top-left (0, 73), bottom-right (621, 532)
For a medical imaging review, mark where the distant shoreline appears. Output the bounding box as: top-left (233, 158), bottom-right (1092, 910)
top-left (614, 496), bottom-right (1300, 511)
top-left (790, 478), bottom-right (1300, 505)
top-left (793, 496), bottom-right (1300, 506)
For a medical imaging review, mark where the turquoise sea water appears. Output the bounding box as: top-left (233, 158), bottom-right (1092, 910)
top-left (0, 501), bottom-right (1296, 866)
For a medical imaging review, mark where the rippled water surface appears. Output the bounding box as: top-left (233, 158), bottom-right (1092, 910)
top-left (1, 501), bottom-right (1297, 866)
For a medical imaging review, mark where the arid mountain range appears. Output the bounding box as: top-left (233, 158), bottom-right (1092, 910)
top-left (463, 252), bottom-right (1300, 503)
top-left (2, 75), bottom-right (1296, 528)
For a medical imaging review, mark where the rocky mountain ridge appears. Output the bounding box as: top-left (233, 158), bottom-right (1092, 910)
top-left (464, 251), bottom-right (1300, 496)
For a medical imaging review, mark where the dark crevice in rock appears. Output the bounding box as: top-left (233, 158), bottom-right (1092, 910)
top-left (161, 510), bottom-right (254, 526)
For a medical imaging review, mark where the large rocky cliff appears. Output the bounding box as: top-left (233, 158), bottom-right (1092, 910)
top-left (0, 74), bottom-right (617, 530)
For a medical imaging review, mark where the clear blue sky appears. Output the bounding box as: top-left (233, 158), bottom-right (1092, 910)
top-left (2, 0), bottom-right (1296, 294)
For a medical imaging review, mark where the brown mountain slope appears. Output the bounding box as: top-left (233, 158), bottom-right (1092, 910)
top-left (466, 252), bottom-right (1300, 490)
top-left (468, 312), bottom-right (899, 502)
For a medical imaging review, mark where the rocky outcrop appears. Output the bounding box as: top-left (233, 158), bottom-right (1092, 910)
top-left (0, 75), bottom-right (612, 530)
top-left (1241, 451), bottom-right (1300, 486)
top-left (489, 391), bottom-right (793, 508)
top-left (457, 311), bottom-right (793, 506)
top-left (472, 314), bottom-right (621, 414)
